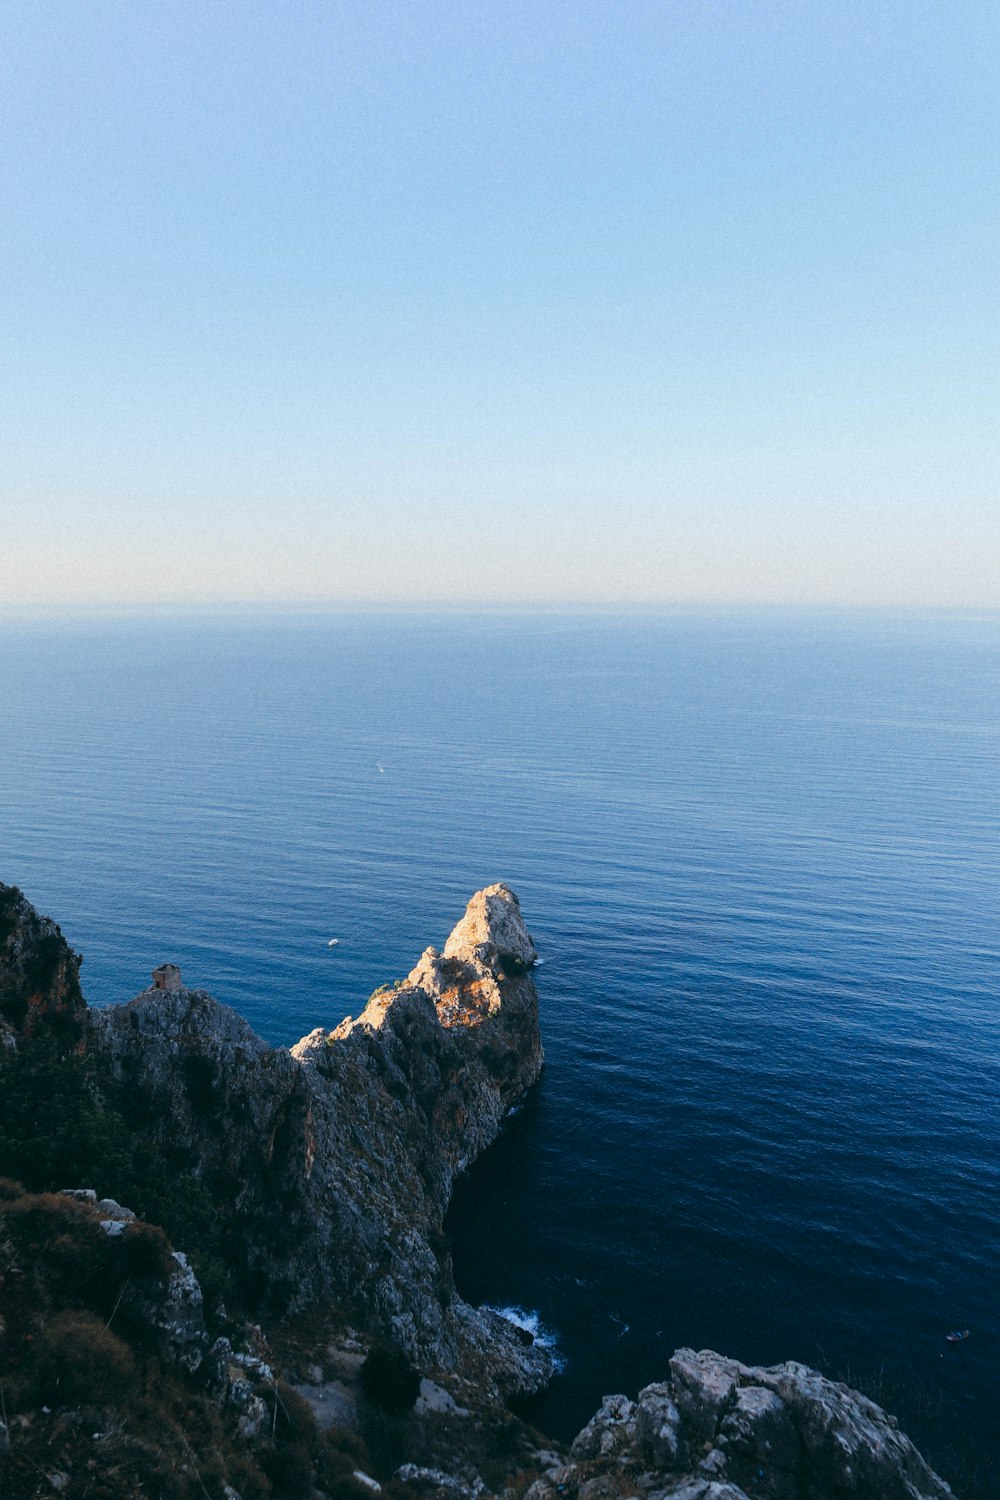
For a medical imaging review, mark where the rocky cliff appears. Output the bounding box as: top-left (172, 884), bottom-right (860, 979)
top-left (0, 882), bottom-right (86, 1043)
top-left (542, 1347), bottom-right (953, 1500)
top-left (89, 883), bottom-right (550, 1398)
top-left (0, 880), bottom-right (960, 1499)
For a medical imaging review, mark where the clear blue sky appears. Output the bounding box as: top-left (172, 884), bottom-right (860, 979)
top-left (2, 1), bottom-right (998, 606)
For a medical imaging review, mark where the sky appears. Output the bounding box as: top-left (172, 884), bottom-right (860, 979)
top-left (2, 1), bottom-right (998, 608)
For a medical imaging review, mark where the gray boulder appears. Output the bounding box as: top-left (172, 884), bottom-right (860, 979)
top-left (563, 1348), bottom-right (953, 1500)
top-left (570, 1395), bottom-right (637, 1461)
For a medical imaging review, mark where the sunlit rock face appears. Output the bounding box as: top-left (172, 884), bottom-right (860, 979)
top-left (90, 884), bottom-right (549, 1398)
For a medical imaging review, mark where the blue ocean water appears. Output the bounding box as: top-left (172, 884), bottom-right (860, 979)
top-left (1, 609), bottom-right (998, 1487)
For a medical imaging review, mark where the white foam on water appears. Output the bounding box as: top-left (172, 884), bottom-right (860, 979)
top-left (484, 1304), bottom-right (567, 1371)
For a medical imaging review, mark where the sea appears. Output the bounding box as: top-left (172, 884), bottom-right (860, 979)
top-left (1, 608), bottom-right (998, 1492)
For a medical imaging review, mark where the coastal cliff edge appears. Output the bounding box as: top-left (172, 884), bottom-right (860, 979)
top-left (0, 880), bottom-right (956, 1500)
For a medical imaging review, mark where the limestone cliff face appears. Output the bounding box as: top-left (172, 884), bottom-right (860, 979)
top-left (551, 1348), bottom-right (954, 1500)
top-left (0, 881), bottom-right (86, 1043)
top-left (89, 883), bottom-right (549, 1397)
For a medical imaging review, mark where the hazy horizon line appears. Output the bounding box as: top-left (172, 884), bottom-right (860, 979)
top-left (3, 598), bottom-right (1000, 624)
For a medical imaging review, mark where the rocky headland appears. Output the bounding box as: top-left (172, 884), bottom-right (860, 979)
top-left (0, 880), bottom-right (957, 1499)
top-left (89, 882), bottom-right (548, 1400)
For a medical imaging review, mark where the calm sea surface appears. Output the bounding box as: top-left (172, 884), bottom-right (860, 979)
top-left (1, 609), bottom-right (998, 1488)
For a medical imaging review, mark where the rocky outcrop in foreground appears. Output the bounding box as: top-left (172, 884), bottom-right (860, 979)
top-left (539, 1347), bottom-right (953, 1500)
top-left (89, 883), bottom-right (549, 1397)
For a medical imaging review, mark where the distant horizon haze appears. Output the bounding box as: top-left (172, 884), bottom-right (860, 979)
top-left (3, 526), bottom-right (1000, 610)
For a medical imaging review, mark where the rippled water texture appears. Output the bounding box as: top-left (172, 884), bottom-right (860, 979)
top-left (2, 609), bottom-right (998, 1486)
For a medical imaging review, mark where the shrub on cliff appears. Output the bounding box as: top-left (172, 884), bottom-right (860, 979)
top-left (361, 1345), bottom-right (421, 1414)
top-left (0, 882), bottom-right (85, 1039)
top-left (2, 1191), bottom-right (177, 1339)
top-left (0, 1043), bottom-right (236, 1317)
top-left (33, 1308), bottom-right (135, 1403)
top-left (0, 1036), bottom-right (134, 1192)
top-left (3, 1191), bottom-right (118, 1309)
top-left (0, 1192), bottom-right (336, 1500)
top-left (0, 881), bottom-right (23, 944)
top-left (0, 1209), bottom-right (15, 1277)
top-left (121, 1219), bottom-right (174, 1281)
